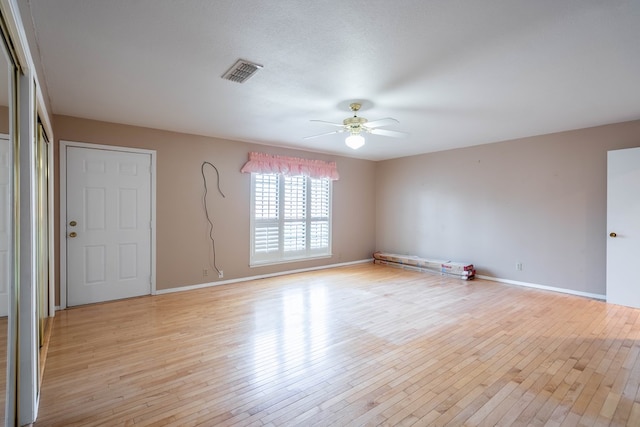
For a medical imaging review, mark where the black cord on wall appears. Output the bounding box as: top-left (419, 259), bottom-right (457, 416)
top-left (201, 161), bottom-right (225, 277)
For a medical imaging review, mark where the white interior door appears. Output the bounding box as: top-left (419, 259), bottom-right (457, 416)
top-left (0, 136), bottom-right (10, 316)
top-left (606, 147), bottom-right (640, 309)
top-left (66, 146), bottom-right (152, 306)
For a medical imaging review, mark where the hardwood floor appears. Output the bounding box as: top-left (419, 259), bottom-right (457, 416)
top-left (35, 264), bottom-right (640, 426)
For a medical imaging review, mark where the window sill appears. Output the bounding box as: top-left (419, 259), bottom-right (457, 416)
top-left (250, 254), bottom-right (333, 268)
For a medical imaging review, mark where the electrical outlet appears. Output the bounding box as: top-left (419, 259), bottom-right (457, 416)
top-left (516, 263), bottom-right (523, 271)
top-left (203, 269), bottom-right (208, 277)
top-left (218, 270), bottom-right (224, 279)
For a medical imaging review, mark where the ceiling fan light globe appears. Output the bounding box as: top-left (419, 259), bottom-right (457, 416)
top-left (345, 134), bottom-right (365, 149)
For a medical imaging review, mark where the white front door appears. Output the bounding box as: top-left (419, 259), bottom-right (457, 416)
top-left (66, 146), bottom-right (152, 306)
top-left (606, 147), bottom-right (640, 309)
top-left (0, 136), bottom-right (10, 316)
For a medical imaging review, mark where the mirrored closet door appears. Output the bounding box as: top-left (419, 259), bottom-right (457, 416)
top-left (0, 16), bottom-right (17, 426)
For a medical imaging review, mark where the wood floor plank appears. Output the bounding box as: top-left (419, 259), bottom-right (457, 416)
top-left (34, 264), bottom-right (640, 426)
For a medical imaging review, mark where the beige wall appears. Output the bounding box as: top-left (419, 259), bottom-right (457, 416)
top-left (53, 114), bottom-right (640, 302)
top-left (376, 120), bottom-right (640, 295)
top-left (53, 115), bottom-right (377, 304)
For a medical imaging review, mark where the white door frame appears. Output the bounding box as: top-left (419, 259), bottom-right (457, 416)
top-left (59, 140), bottom-right (157, 309)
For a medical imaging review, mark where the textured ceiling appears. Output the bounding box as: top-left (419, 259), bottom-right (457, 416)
top-left (24, 0), bottom-right (640, 161)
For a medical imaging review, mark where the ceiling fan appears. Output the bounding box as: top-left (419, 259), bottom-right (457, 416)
top-left (305, 103), bottom-right (408, 149)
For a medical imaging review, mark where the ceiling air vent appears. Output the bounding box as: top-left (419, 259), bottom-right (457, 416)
top-left (221, 59), bottom-right (263, 83)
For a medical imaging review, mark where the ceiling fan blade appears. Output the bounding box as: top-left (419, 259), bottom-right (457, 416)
top-left (368, 128), bottom-right (409, 138)
top-left (363, 117), bottom-right (399, 128)
top-left (310, 119), bottom-right (345, 127)
top-left (303, 129), bottom-right (344, 140)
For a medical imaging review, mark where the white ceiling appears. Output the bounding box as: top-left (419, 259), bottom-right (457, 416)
top-left (24, 0), bottom-right (640, 161)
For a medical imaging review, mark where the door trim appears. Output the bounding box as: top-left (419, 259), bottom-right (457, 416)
top-left (59, 140), bottom-right (157, 309)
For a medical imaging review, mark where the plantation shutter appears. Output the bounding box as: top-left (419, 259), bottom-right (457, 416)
top-left (253, 174), bottom-right (279, 256)
top-left (244, 152), bottom-right (335, 265)
top-left (283, 176), bottom-right (307, 253)
top-left (250, 173), bottom-right (332, 265)
top-left (310, 178), bottom-right (330, 250)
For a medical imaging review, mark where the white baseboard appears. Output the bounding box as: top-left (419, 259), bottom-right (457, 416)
top-left (476, 274), bottom-right (606, 301)
top-left (156, 258), bottom-right (373, 295)
top-left (54, 264), bottom-right (605, 308)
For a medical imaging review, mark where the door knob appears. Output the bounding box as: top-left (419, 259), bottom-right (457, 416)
top-left (69, 232), bottom-right (77, 238)
top-left (609, 232), bottom-right (617, 238)
top-left (69, 220), bottom-right (77, 226)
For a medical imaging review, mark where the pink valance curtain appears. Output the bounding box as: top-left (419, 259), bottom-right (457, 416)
top-left (240, 152), bottom-right (340, 180)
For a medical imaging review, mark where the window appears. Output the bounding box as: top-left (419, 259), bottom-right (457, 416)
top-left (250, 173), bottom-right (331, 265)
